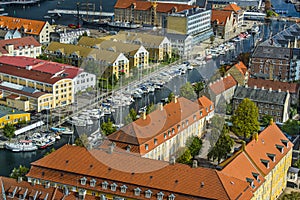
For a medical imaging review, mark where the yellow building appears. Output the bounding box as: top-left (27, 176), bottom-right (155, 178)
top-left (78, 37), bottom-right (149, 69)
top-left (0, 56), bottom-right (82, 112)
top-left (45, 42), bottom-right (130, 78)
top-left (220, 121), bottom-right (293, 200)
top-left (0, 105), bottom-right (30, 128)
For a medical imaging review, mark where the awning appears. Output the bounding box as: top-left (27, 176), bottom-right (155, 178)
top-left (15, 121), bottom-right (45, 136)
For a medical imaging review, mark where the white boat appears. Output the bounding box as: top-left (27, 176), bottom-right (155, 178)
top-left (5, 140), bottom-right (37, 152)
top-left (61, 127), bottom-right (74, 135)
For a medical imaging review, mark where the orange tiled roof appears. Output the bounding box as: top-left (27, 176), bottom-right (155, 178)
top-left (108, 96), bottom-right (214, 154)
top-left (0, 36), bottom-right (41, 54)
top-left (27, 145), bottom-right (253, 200)
top-left (245, 123), bottom-right (293, 176)
top-left (115, 0), bottom-right (195, 13)
top-left (234, 61), bottom-right (247, 75)
top-left (223, 3), bottom-right (242, 13)
top-left (247, 78), bottom-right (299, 94)
top-left (211, 10), bottom-right (233, 26)
top-left (0, 16), bottom-right (47, 35)
top-left (209, 75), bottom-right (237, 96)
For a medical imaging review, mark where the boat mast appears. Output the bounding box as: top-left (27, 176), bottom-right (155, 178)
top-left (100, 0), bottom-right (102, 21)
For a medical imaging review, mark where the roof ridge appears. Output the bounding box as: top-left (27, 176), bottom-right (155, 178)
top-left (215, 171), bottom-right (231, 200)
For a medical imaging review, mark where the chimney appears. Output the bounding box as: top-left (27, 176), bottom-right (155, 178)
top-left (172, 96), bottom-right (177, 103)
top-left (278, 88), bottom-right (281, 92)
top-left (254, 85), bottom-right (257, 89)
top-left (241, 140), bottom-right (246, 151)
top-left (261, 86), bottom-right (264, 90)
top-left (142, 112), bottom-right (147, 120)
top-left (252, 132), bottom-right (258, 142)
top-left (269, 87), bottom-right (272, 92)
top-left (245, 84), bottom-right (248, 88)
top-left (17, 176), bottom-right (23, 183)
top-left (192, 160), bottom-right (198, 168)
top-left (158, 102), bottom-right (163, 111)
top-left (108, 142), bottom-right (115, 154)
top-left (200, 182), bottom-right (205, 188)
top-left (169, 156), bottom-right (176, 165)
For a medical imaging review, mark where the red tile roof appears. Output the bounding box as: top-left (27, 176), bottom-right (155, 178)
top-left (211, 10), bottom-right (233, 26)
top-left (0, 16), bottom-right (47, 36)
top-left (245, 122), bottom-right (293, 176)
top-left (223, 3), bottom-right (242, 13)
top-left (234, 61), bottom-right (247, 75)
top-left (0, 56), bottom-right (82, 80)
top-left (108, 96), bottom-right (214, 154)
top-left (0, 36), bottom-right (41, 55)
top-left (247, 78), bottom-right (299, 94)
top-left (115, 0), bottom-right (194, 13)
top-left (27, 144), bottom-right (253, 200)
top-left (209, 75), bottom-right (237, 96)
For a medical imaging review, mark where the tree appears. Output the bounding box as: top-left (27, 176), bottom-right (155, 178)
top-left (280, 192), bottom-right (300, 200)
top-left (210, 115), bottom-right (225, 130)
top-left (180, 82), bottom-right (196, 100)
top-left (101, 118), bottom-right (117, 136)
top-left (261, 115), bottom-right (273, 127)
top-left (293, 159), bottom-right (300, 169)
top-left (193, 82), bottom-right (205, 98)
top-left (10, 165), bottom-right (29, 181)
top-left (146, 102), bottom-right (155, 115)
top-left (282, 119), bottom-right (300, 136)
top-left (231, 98), bottom-right (260, 139)
top-left (207, 125), bottom-right (234, 164)
top-left (210, 35), bottom-right (215, 44)
top-left (74, 133), bottom-right (89, 147)
top-left (3, 123), bottom-right (16, 140)
top-left (237, 53), bottom-right (250, 67)
top-left (125, 108), bottom-right (138, 124)
top-left (176, 148), bottom-right (192, 165)
top-left (187, 136), bottom-right (202, 158)
top-left (167, 92), bottom-right (175, 103)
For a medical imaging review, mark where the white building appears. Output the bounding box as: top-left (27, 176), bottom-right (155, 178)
top-left (166, 34), bottom-right (193, 59)
top-left (73, 72), bottom-right (96, 94)
top-left (50, 28), bottom-right (91, 44)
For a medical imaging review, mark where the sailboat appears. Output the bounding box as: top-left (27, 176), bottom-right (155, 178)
top-left (81, 0), bottom-right (108, 27)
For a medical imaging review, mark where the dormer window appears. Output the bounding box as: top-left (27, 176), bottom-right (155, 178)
top-left (145, 190), bottom-right (152, 198)
top-left (111, 183), bottom-right (118, 191)
top-left (157, 191), bottom-right (164, 200)
top-left (261, 159), bottom-right (270, 168)
top-left (145, 144), bottom-right (149, 151)
top-left (172, 128), bottom-right (175, 134)
top-left (134, 187), bottom-right (142, 196)
top-left (120, 185), bottom-right (128, 193)
top-left (90, 178), bottom-right (96, 187)
top-left (210, 105), bottom-right (213, 110)
top-left (102, 181), bottom-right (108, 189)
top-left (168, 194), bottom-right (176, 200)
top-left (177, 125), bottom-right (180, 131)
top-left (182, 122), bottom-right (185, 128)
top-left (200, 111), bottom-right (203, 116)
top-left (246, 178), bottom-right (255, 189)
top-left (185, 120), bottom-right (189, 126)
top-left (276, 144), bottom-right (284, 153)
top-left (252, 172), bottom-right (260, 183)
top-left (80, 177), bottom-right (87, 185)
top-left (267, 153), bottom-right (276, 162)
top-left (281, 139), bottom-right (289, 147)
top-left (164, 133), bottom-right (167, 139)
top-left (193, 115), bottom-right (196, 121)
top-left (168, 130), bottom-right (171, 136)
top-left (154, 138), bottom-right (158, 145)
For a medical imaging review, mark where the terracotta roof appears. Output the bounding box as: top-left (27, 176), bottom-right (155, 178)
top-left (114, 0), bottom-right (194, 13)
top-left (27, 145), bottom-right (253, 200)
top-left (234, 61), bottom-right (247, 75)
top-left (0, 16), bottom-right (46, 35)
top-left (245, 122), bottom-right (293, 176)
top-left (223, 3), bottom-right (242, 13)
top-left (211, 10), bottom-right (233, 26)
top-left (6, 94), bottom-right (20, 99)
top-left (209, 75), bottom-right (237, 96)
top-left (226, 61), bottom-right (248, 85)
top-left (0, 56), bottom-right (82, 79)
top-left (221, 152), bottom-right (266, 192)
top-left (108, 96), bottom-right (214, 154)
top-left (0, 36), bottom-right (41, 55)
top-left (247, 78), bottom-right (299, 94)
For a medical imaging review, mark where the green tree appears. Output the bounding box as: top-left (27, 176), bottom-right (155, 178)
top-left (280, 192), bottom-right (300, 200)
top-left (193, 82), bottom-right (205, 98)
top-left (176, 148), bottom-right (192, 165)
top-left (74, 133), bottom-right (89, 147)
top-left (293, 159), bottom-right (300, 169)
top-left (282, 119), bottom-right (300, 136)
top-left (125, 108), bottom-right (138, 124)
top-left (180, 82), bottom-right (196, 100)
top-left (3, 123), bottom-right (16, 140)
top-left (237, 53), bottom-right (250, 67)
top-left (187, 136), bottom-right (202, 158)
top-left (210, 35), bottom-right (215, 44)
top-left (207, 125), bottom-right (234, 164)
top-left (10, 165), bottom-right (29, 181)
top-left (231, 98), bottom-right (260, 139)
top-left (44, 147), bottom-right (56, 157)
top-left (210, 115), bottom-right (225, 130)
top-left (167, 92), bottom-right (175, 103)
top-left (261, 115), bottom-right (273, 127)
top-left (146, 102), bottom-right (155, 115)
top-left (101, 118), bottom-right (117, 136)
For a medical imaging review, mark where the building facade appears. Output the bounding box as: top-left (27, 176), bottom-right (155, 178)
top-left (108, 96), bottom-right (214, 161)
top-left (0, 16), bottom-right (54, 45)
top-left (211, 9), bottom-right (236, 40)
top-left (0, 105), bottom-right (30, 128)
top-left (50, 28), bottom-right (90, 44)
top-left (0, 29), bottom-right (21, 40)
top-left (233, 86), bottom-right (290, 123)
top-left (0, 36), bottom-right (42, 58)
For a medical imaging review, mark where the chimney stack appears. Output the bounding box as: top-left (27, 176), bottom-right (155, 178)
top-left (158, 102), bottom-right (163, 111)
top-left (269, 87), bottom-right (272, 92)
top-left (254, 85), bottom-right (257, 89)
top-left (172, 96), bottom-right (177, 103)
top-left (17, 176), bottom-right (23, 183)
top-left (169, 156), bottom-right (176, 165)
top-left (142, 112), bottom-right (147, 120)
top-left (261, 86), bottom-right (264, 90)
top-left (278, 88), bottom-right (281, 92)
top-left (192, 160), bottom-right (198, 168)
top-left (108, 142), bottom-right (115, 154)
